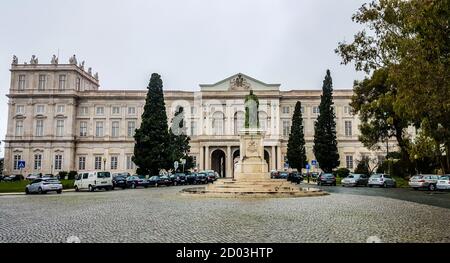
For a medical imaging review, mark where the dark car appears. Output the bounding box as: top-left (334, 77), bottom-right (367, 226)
top-left (169, 173), bottom-right (187, 186)
top-left (204, 171), bottom-right (217, 183)
top-left (317, 173), bottom-right (336, 186)
top-left (195, 172), bottom-right (208, 184)
top-left (186, 173), bottom-right (197, 185)
top-left (0, 175), bottom-right (5, 182)
top-left (279, 172), bottom-right (289, 179)
top-left (341, 173), bottom-right (369, 187)
top-left (157, 175), bottom-right (172, 187)
top-left (288, 172), bottom-right (303, 184)
top-left (3, 174), bottom-right (23, 182)
top-left (126, 175), bottom-right (150, 189)
top-left (148, 175), bottom-right (160, 186)
top-left (270, 171), bottom-right (279, 179)
top-left (112, 175), bottom-right (127, 189)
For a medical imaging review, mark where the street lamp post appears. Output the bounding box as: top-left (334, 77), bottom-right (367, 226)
top-left (103, 157), bottom-right (107, 171)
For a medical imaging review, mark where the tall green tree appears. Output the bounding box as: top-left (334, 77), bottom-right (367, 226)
top-left (313, 70), bottom-right (340, 172)
top-left (168, 106), bottom-right (193, 171)
top-left (133, 73), bottom-right (170, 175)
top-left (286, 101), bottom-right (307, 170)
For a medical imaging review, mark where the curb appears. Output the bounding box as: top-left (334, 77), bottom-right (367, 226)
top-left (0, 189), bottom-right (75, 196)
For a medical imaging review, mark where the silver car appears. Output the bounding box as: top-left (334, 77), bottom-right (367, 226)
top-left (341, 173), bottom-right (369, 187)
top-left (368, 174), bottom-right (396, 188)
top-left (436, 175), bottom-right (450, 191)
top-left (409, 174), bottom-right (439, 191)
top-left (25, 178), bottom-right (63, 194)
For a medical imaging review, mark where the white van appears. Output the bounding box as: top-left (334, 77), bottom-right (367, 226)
top-left (74, 171), bottom-right (113, 192)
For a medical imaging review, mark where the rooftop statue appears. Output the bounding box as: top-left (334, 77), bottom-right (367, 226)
top-left (12, 55), bottom-right (18, 65)
top-left (51, 55), bottom-right (58, 65)
top-left (30, 55), bottom-right (38, 64)
top-left (69, 54), bottom-right (77, 65)
top-left (94, 72), bottom-right (99, 80)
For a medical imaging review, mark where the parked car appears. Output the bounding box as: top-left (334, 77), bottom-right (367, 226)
top-left (186, 173), bottom-right (197, 185)
top-left (409, 174), bottom-right (440, 191)
top-left (157, 175), bottom-right (173, 187)
top-left (203, 170), bottom-right (217, 183)
top-left (341, 173), bottom-right (369, 187)
top-left (42, 174), bottom-right (56, 179)
top-left (126, 175), bottom-right (150, 189)
top-left (196, 172), bottom-right (208, 184)
top-left (25, 178), bottom-right (63, 194)
top-left (0, 175), bottom-right (4, 182)
top-left (317, 173), bottom-right (336, 186)
top-left (112, 175), bottom-right (128, 189)
top-left (288, 172), bottom-right (303, 184)
top-left (3, 174), bottom-right (23, 182)
top-left (74, 171), bottom-right (113, 192)
top-left (148, 175), bottom-right (160, 186)
top-left (169, 173), bottom-right (187, 186)
top-left (112, 172), bottom-right (130, 178)
top-left (368, 173), bottom-right (396, 188)
top-left (436, 175), bottom-right (450, 191)
top-left (26, 173), bottom-right (42, 180)
top-left (270, 170), bottom-right (279, 179)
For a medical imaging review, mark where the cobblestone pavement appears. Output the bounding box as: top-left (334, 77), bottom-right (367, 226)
top-left (0, 186), bottom-right (449, 243)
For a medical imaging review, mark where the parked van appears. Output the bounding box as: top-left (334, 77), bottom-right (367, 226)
top-left (74, 171), bottom-right (113, 192)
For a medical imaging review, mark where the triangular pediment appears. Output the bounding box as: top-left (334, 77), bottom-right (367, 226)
top-left (199, 73), bottom-right (280, 92)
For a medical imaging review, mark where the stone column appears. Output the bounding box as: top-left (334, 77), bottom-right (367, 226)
top-left (199, 145), bottom-right (204, 171)
top-left (271, 146), bottom-right (276, 171)
top-left (205, 145), bottom-right (210, 170)
top-left (226, 146), bottom-right (232, 178)
top-left (277, 145), bottom-right (282, 170)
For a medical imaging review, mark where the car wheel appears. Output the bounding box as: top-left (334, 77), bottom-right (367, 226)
top-left (413, 187), bottom-right (419, 190)
top-left (75, 186), bottom-right (79, 192)
top-left (429, 184), bottom-right (436, 191)
top-left (383, 182), bottom-right (388, 188)
top-left (88, 185), bottom-right (94, 192)
top-left (155, 183), bottom-right (159, 187)
top-left (38, 187), bottom-right (43, 194)
top-left (122, 186), bottom-right (126, 189)
top-left (333, 183), bottom-right (336, 186)
top-left (144, 185), bottom-right (148, 188)
top-left (174, 181), bottom-right (177, 186)
top-left (57, 190), bottom-right (62, 194)
top-left (131, 183), bottom-right (136, 189)
top-left (368, 185), bottom-right (373, 188)
top-left (112, 185), bottom-right (115, 190)
top-left (25, 188), bottom-right (30, 194)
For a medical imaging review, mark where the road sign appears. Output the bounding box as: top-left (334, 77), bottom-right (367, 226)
top-left (18, 160), bottom-right (25, 169)
top-left (311, 160), bottom-right (317, 166)
top-left (306, 164), bottom-right (310, 170)
top-left (174, 161), bottom-right (179, 170)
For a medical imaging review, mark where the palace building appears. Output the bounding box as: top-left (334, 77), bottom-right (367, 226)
top-left (3, 55), bottom-right (391, 177)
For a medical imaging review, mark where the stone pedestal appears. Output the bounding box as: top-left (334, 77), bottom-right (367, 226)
top-left (234, 128), bottom-right (268, 180)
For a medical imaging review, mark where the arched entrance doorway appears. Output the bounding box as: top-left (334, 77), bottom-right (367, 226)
top-left (264, 150), bottom-right (270, 172)
top-left (232, 149), bottom-right (240, 178)
top-left (211, 149), bottom-right (226, 178)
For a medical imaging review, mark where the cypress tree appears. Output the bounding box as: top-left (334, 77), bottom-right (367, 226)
top-left (133, 73), bottom-right (170, 175)
top-left (313, 70), bottom-right (340, 172)
top-left (286, 101), bottom-right (307, 170)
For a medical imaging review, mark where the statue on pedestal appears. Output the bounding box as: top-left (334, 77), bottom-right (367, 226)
top-left (244, 90), bottom-right (259, 129)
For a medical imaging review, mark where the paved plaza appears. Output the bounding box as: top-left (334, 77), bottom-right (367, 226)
top-left (0, 185), bottom-right (449, 243)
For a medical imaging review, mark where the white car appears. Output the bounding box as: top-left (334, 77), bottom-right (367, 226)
top-left (26, 173), bottom-right (41, 180)
top-left (408, 174), bottom-right (440, 191)
top-left (74, 171), bottom-right (113, 192)
top-left (436, 175), bottom-right (450, 190)
top-left (368, 174), bottom-right (396, 188)
top-left (25, 178), bottom-right (62, 194)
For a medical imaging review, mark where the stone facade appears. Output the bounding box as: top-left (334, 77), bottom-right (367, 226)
top-left (3, 58), bottom-right (396, 177)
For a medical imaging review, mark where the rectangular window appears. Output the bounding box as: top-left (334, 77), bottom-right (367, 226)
top-left (377, 155), bottom-right (385, 165)
top-left (15, 120), bottom-right (23, 136)
top-left (110, 156), bottom-right (118, 170)
top-left (54, 154), bottom-right (63, 170)
top-left (79, 106), bottom-right (88, 115)
top-left (96, 107), bottom-right (104, 115)
top-left (56, 105), bottom-right (65, 113)
top-left (78, 156), bottom-right (86, 170)
top-left (344, 105), bottom-right (352, 115)
top-left (128, 107), bottom-right (136, 115)
top-left (346, 155), bottom-right (354, 169)
top-left (94, 156), bottom-right (102, 170)
top-left (35, 120), bottom-right (44, 136)
top-left (111, 121), bottom-right (119, 137)
top-left (192, 156), bottom-right (197, 167)
top-left (58, 75), bottom-right (66, 90)
top-left (13, 154), bottom-right (21, 170)
top-left (38, 74), bottom-right (46, 91)
top-left (76, 77), bottom-right (81, 91)
top-left (16, 105), bottom-right (25, 114)
top-left (36, 105), bottom-right (45, 114)
top-left (127, 121), bottom-right (136, 137)
top-left (79, 121), bottom-right (87, 137)
top-left (56, 120), bottom-right (64, 137)
top-left (126, 155), bottom-right (135, 170)
top-left (301, 106), bottom-right (305, 113)
top-left (95, 121), bottom-right (104, 137)
top-left (345, 121), bottom-right (352, 136)
top-left (34, 154), bottom-right (42, 170)
top-left (282, 106), bottom-right (290, 114)
top-left (18, 75), bottom-right (26, 90)
top-left (282, 120), bottom-right (291, 137)
top-left (313, 106), bottom-right (320, 114)
top-left (112, 106), bottom-right (120, 115)
top-left (190, 121), bottom-right (197, 136)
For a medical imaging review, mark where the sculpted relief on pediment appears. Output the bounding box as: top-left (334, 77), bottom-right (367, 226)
top-left (230, 74), bottom-right (251, 90)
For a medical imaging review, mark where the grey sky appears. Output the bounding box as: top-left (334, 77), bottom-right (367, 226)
top-left (0, 0), bottom-right (367, 157)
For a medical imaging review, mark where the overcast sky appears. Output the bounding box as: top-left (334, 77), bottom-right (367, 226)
top-left (0, 0), bottom-right (367, 157)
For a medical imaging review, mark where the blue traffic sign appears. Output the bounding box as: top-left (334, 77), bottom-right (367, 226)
top-left (305, 164), bottom-right (310, 170)
top-left (18, 160), bottom-right (25, 169)
top-left (311, 160), bottom-right (317, 166)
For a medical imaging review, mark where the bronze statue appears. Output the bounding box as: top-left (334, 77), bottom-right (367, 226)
top-left (244, 90), bottom-right (259, 129)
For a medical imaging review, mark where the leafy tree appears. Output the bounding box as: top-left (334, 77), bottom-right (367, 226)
top-left (287, 101), bottom-right (307, 170)
top-left (133, 73), bottom-right (170, 175)
top-left (168, 106), bottom-right (194, 172)
top-left (354, 159), bottom-right (370, 176)
top-left (313, 70), bottom-right (340, 172)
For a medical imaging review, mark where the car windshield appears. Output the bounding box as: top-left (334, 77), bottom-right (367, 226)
top-left (138, 175), bottom-right (146, 179)
top-left (150, 176), bottom-right (159, 180)
top-left (115, 176), bottom-right (126, 180)
top-left (440, 176), bottom-right (449, 180)
top-left (44, 179), bottom-right (60, 183)
top-left (98, 172), bottom-right (110, 178)
top-left (323, 174), bottom-right (334, 178)
top-left (371, 174), bottom-right (382, 178)
top-left (411, 175), bottom-right (423, 180)
top-left (198, 173), bottom-right (207, 176)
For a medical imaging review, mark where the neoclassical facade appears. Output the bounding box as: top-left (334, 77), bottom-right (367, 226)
top-left (3, 56), bottom-right (391, 177)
